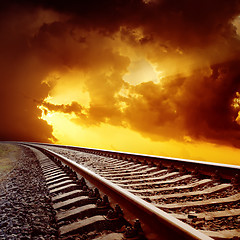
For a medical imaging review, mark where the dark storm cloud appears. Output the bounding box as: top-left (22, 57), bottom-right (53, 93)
top-left (0, 5), bottom-right (56, 142)
top-left (123, 60), bottom-right (240, 146)
top-left (11, 0), bottom-right (240, 48)
top-left (1, 0), bottom-right (240, 145)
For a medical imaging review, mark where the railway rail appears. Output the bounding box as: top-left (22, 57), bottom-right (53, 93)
top-left (21, 142), bottom-right (240, 239)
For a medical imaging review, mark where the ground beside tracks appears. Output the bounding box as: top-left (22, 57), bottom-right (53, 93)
top-left (0, 144), bottom-right (58, 240)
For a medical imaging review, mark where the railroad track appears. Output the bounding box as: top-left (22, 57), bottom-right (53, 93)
top-left (22, 143), bottom-right (240, 239)
top-left (26, 146), bottom-right (142, 240)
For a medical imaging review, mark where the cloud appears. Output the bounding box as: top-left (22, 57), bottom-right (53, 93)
top-left (1, 0), bottom-right (240, 147)
top-left (42, 59), bottom-right (240, 147)
top-left (124, 60), bottom-right (240, 146)
top-left (23, 0), bottom-right (240, 51)
top-left (0, 5), bottom-right (58, 142)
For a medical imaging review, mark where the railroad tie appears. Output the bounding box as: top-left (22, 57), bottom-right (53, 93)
top-left (145, 183), bottom-right (231, 201)
top-left (52, 189), bottom-right (87, 203)
top-left (200, 229), bottom-right (240, 239)
top-left (156, 193), bottom-right (240, 209)
top-left (129, 178), bottom-right (212, 194)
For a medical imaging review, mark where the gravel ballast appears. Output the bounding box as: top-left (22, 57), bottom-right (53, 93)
top-left (0, 145), bottom-right (58, 240)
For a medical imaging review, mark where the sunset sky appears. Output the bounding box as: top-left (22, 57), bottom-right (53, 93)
top-left (1, 0), bottom-right (240, 165)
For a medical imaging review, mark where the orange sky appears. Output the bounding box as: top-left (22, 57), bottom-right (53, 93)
top-left (1, 0), bottom-right (240, 165)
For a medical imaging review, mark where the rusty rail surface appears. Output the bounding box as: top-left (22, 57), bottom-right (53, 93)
top-left (22, 142), bottom-right (213, 240)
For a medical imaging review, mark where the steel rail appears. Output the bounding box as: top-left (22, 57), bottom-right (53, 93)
top-left (24, 143), bottom-right (213, 240)
top-left (26, 141), bottom-right (240, 181)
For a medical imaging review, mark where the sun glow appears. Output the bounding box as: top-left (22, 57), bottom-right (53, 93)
top-left (123, 59), bottom-right (164, 85)
top-left (37, 61), bottom-right (240, 167)
top-left (43, 70), bottom-right (91, 107)
top-left (232, 92), bottom-right (240, 109)
top-left (38, 106), bottom-right (240, 166)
